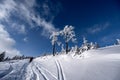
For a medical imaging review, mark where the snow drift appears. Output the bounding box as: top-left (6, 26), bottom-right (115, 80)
top-left (0, 45), bottom-right (120, 80)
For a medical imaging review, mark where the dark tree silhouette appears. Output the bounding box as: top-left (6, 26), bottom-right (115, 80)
top-left (0, 51), bottom-right (5, 62)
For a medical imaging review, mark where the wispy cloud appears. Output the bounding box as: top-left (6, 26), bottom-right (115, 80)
top-left (0, 24), bottom-right (21, 58)
top-left (11, 23), bottom-right (26, 34)
top-left (23, 37), bottom-right (28, 42)
top-left (87, 22), bottom-right (110, 34)
top-left (0, 0), bottom-right (61, 57)
top-left (101, 33), bottom-right (120, 43)
top-left (0, 0), bottom-right (61, 36)
top-left (0, 0), bottom-right (16, 20)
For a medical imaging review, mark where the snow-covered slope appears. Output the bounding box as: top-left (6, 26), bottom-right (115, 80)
top-left (0, 45), bottom-right (120, 80)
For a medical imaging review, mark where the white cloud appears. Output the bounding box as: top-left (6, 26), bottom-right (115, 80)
top-left (12, 23), bottom-right (26, 34)
top-left (23, 37), bottom-right (28, 42)
top-left (87, 22), bottom-right (110, 34)
top-left (0, 0), bottom-right (59, 36)
top-left (19, 25), bottom-right (26, 34)
top-left (0, 0), bottom-right (61, 57)
top-left (0, 24), bottom-right (21, 58)
top-left (0, 0), bottom-right (16, 20)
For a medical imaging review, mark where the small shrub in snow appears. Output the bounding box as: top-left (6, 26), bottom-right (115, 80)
top-left (61, 44), bottom-right (65, 53)
top-left (116, 39), bottom-right (120, 45)
top-left (74, 45), bottom-right (81, 55)
top-left (80, 37), bottom-right (89, 51)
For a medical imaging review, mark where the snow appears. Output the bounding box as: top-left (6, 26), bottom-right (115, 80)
top-left (50, 31), bottom-right (60, 45)
top-left (60, 25), bottom-right (76, 43)
top-left (0, 45), bottom-right (120, 80)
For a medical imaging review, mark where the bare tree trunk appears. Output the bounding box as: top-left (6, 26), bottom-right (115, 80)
top-left (53, 44), bottom-right (55, 56)
top-left (66, 42), bottom-right (68, 54)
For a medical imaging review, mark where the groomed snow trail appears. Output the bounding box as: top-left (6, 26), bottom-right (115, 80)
top-left (0, 60), bottom-right (29, 80)
top-left (34, 64), bottom-right (49, 80)
top-left (0, 65), bottom-right (13, 78)
top-left (55, 60), bottom-right (66, 80)
top-left (29, 58), bottom-right (66, 80)
top-left (25, 59), bottom-right (58, 80)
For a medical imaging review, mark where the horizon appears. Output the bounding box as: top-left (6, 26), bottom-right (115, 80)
top-left (0, 0), bottom-right (120, 57)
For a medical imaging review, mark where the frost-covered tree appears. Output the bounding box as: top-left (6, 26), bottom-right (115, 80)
top-left (74, 45), bottom-right (80, 55)
top-left (94, 42), bottom-right (99, 49)
top-left (50, 31), bottom-right (60, 56)
top-left (61, 44), bottom-right (65, 52)
top-left (81, 37), bottom-right (99, 51)
top-left (60, 25), bottom-right (76, 54)
top-left (69, 45), bottom-right (80, 56)
top-left (116, 39), bottom-right (120, 45)
top-left (89, 42), bottom-right (99, 49)
top-left (82, 37), bottom-right (89, 51)
top-left (83, 37), bottom-right (88, 45)
top-left (0, 51), bottom-right (5, 62)
top-left (89, 42), bottom-right (94, 49)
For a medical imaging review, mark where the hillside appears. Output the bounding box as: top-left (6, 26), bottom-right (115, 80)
top-left (0, 45), bottom-right (120, 80)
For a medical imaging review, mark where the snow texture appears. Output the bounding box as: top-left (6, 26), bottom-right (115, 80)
top-left (0, 45), bottom-right (120, 80)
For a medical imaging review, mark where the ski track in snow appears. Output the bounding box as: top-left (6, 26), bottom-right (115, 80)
top-left (39, 66), bottom-right (57, 80)
top-left (18, 63), bottom-right (28, 80)
top-left (28, 61), bottom-right (50, 80)
top-left (55, 60), bottom-right (66, 80)
top-left (30, 64), bottom-right (37, 80)
top-left (0, 65), bottom-right (13, 79)
top-left (35, 65), bottom-right (49, 80)
top-left (0, 61), bottom-right (28, 80)
top-left (30, 64), bottom-right (40, 80)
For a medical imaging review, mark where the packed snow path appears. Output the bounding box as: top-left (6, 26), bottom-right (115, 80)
top-left (0, 45), bottom-right (120, 80)
top-left (27, 59), bottom-right (65, 80)
top-left (0, 60), bottom-right (29, 80)
top-left (55, 60), bottom-right (66, 80)
top-left (0, 65), bottom-right (13, 78)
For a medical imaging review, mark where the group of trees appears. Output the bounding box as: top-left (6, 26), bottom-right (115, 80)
top-left (81, 37), bottom-right (99, 51)
top-left (12, 55), bottom-right (33, 60)
top-left (0, 51), bottom-right (33, 62)
top-left (50, 25), bottom-right (100, 56)
top-left (50, 25), bottom-right (76, 56)
top-left (1, 26), bottom-right (120, 59)
top-left (71, 37), bottom-right (99, 55)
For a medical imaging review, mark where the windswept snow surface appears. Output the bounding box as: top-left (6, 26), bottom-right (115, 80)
top-left (0, 45), bottom-right (120, 80)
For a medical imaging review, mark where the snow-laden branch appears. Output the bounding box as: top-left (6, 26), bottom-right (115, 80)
top-left (60, 25), bottom-right (76, 43)
top-left (50, 31), bottom-right (61, 46)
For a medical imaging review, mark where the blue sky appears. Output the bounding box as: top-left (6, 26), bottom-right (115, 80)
top-left (0, 0), bottom-right (120, 57)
